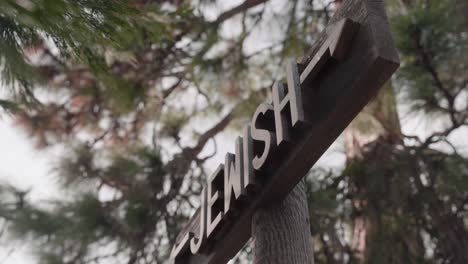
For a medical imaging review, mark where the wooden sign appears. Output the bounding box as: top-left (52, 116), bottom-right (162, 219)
top-left (171, 0), bottom-right (399, 263)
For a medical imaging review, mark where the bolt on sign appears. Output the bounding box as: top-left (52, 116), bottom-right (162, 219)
top-left (170, 0), bottom-right (400, 263)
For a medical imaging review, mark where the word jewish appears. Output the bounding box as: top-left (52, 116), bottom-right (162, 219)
top-left (171, 18), bottom-right (358, 260)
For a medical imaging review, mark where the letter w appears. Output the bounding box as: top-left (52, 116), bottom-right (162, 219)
top-left (224, 137), bottom-right (245, 217)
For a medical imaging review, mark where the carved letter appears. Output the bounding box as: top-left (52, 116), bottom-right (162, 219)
top-left (207, 165), bottom-right (224, 238)
top-left (170, 231), bottom-right (193, 260)
top-left (272, 60), bottom-right (305, 145)
top-left (242, 124), bottom-right (257, 191)
top-left (224, 137), bottom-right (245, 217)
top-left (190, 188), bottom-right (207, 254)
top-left (250, 102), bottom-right (275, 170)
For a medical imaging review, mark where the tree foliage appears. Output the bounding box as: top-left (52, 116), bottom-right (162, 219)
top-left (0, 0), bottom-right (467, 263)
top-left (307, 1), bottom-right (468, 263)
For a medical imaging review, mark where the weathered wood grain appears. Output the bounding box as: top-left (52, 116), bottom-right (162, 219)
top-left (252, 180), bottom-right (313, 263)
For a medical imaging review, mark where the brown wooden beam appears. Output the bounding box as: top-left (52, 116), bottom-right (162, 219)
top-left (171, 0), bottom-right (399, 263)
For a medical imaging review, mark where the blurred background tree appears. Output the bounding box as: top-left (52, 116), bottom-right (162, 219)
top-left (0, 0), bottom-right (466, 263)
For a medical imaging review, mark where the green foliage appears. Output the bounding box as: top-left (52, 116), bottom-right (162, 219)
top-left (0, 0), bottom-right (467, 263)
top-left (0, 0), bottom-right (333, 263)
top-left (124, 190), bottom-right (153, 229)
top-left (57, 145), bottom-right (96, 187)
top-left (393, 0), bottom-right (468, 113)
top-left (0, 98), bottom-right (22, 113)
top-left (11, 206), bottom-right (69, 238)
top-left (0, 0), bottom-right (193, 111)
top-left (69, 194), bottom-right (111, 236)
top-left (161, 110), bottom-right (190, 138)
top-left (38, 253), bottom-right (63, 264)
top-left (0, 0), bottom-right (125, 90)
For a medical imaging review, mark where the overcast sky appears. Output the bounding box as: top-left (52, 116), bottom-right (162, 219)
top-left (1, 0), bottom-right (467, 263)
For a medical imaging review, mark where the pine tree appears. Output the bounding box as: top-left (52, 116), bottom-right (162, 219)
top-left (307, 0), bottom-right (468, 263)
top-left (0, 0), bottom-right (467, 263)
top-left (0, 1), bottom-right (328, 263)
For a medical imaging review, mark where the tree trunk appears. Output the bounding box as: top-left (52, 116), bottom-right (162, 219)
top-left (252, 180), bottom-right (314, 264)
top-left (345, 82), bottom-right (425, 263)
top-left (345, 82), bottom-right (397, 261)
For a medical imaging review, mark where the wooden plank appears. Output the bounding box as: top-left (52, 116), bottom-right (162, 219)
top-left (171, 0), bottom-right (399, 263)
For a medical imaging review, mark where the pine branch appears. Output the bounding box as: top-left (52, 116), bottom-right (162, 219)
top-left (214, 0), bottom-right (270, 25)
top-left (165, 106), bottom-right (235, 178)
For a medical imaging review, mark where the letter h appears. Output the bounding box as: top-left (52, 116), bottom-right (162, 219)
top-left (272, 60), bottom-right (305, 145)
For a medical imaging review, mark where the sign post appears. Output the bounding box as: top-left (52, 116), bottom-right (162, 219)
top-left (170, 0), bottom-right (399, 263)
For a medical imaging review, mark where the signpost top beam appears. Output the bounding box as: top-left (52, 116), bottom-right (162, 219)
top-left (172, 0), bottom-right (399, 263)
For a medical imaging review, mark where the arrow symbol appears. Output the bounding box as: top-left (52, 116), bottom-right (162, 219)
top-left (300, 18), bottom-right (359, 86)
